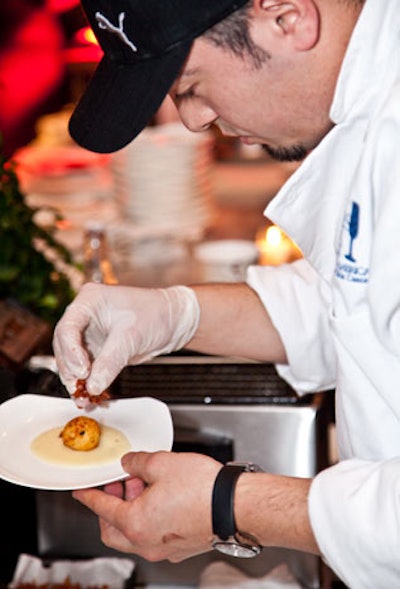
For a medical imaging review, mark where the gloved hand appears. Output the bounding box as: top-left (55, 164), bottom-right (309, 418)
top-left (53, 283), bottom-right (200, 397)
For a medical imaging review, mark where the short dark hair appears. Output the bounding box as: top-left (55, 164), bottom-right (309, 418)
top-left (203, 0), bottom-right (365, 65)
top-left (203, 1), bottom-right (270, 68)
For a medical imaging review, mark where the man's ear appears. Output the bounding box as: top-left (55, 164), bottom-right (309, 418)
top-left (252, 0), bottom-right (320, 52)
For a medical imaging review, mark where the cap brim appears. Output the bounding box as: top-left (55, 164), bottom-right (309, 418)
top-left (69, 41), bottom-right (192, 153)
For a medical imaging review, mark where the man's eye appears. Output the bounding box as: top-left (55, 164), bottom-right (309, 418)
top-left (175, 87), bottom-right (195, 101)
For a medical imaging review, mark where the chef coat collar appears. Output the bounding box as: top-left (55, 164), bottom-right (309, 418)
top-left (264, 0), bottom-right (400, 278)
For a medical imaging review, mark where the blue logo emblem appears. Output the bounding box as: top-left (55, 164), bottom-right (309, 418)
top-left (335, 200), bottom-right (369, 284)
top-left (345, 201), bottom-right (359, 262)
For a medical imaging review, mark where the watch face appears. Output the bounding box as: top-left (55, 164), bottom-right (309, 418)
top-left (212, 540), bottom-right (261, 558)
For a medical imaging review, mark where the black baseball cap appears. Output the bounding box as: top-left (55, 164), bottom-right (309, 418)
top-left (69, 0), bottom-right (249, 153)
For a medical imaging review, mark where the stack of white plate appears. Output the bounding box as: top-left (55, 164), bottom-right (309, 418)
top-left (110, 123), bottom-right (215, 240)
top-left (14, 144), bottom-right (119, 259)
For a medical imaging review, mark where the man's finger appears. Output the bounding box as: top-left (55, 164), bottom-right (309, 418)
top-left (73, 487), bottom-right (130, 531)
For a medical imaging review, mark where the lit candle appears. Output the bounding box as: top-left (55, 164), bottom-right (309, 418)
top-left (256, 225), bottom-right (301, 266)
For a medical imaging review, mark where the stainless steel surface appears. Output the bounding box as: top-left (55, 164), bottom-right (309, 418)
top-left (35, 356), bottom-right (328, 588)
top-left (171, 400), bottom-right (321, 476)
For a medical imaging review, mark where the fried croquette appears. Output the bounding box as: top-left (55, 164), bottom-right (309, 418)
top-left (59, 416), bottom-right (101, 451)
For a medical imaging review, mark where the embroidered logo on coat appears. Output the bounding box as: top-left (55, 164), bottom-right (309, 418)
top-left (344, 201), bottom-right (359, 262)
top-left (95, 12), bottom-right (138, 53)
top-left (335, 200), bottom-right (369, 284)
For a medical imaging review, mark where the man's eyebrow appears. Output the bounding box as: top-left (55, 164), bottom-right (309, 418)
top-left (181, 67), bottom-right (200, 79)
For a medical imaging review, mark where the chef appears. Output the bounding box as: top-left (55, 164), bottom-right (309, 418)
top-left (53, 0), bottom-right (400, 586)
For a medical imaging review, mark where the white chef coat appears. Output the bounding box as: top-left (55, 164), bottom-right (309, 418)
top-left (246, 0), bottom-right (400, 586)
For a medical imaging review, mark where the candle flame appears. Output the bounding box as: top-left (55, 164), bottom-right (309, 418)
top-left (265, 225), bottom-right (283, 247)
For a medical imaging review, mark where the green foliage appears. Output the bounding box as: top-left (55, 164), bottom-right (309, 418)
top-left (0, 151), bottom-right (76, 326)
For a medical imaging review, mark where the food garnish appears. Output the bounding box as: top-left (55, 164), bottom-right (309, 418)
top-left (72, 378), bottom-right (110, 406)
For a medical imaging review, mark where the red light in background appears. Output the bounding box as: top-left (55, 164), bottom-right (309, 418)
top-left (65, 26), bottom-right (103, 63)
top-left (0, 7), bottom-right (65, 137)
top-left (47, 0), bottom-right (80, 13)
top-left (74, 26), bottom-right (98, 46)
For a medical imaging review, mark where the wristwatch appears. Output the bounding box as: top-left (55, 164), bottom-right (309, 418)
top-left (211, 461), bottom-right (263, 558)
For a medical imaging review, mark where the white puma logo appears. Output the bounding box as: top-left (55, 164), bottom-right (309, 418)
top-left (95, 11), bottom-right (138, 53)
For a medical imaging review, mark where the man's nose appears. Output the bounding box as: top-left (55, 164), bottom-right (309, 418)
top-left (179, 103), bottom-right (217, 133)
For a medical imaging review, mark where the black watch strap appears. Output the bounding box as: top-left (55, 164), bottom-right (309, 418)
top-left (212, 464), bottom-right (247, 541)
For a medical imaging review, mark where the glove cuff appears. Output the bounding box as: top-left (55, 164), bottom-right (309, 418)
top-left (161, 285), bottom-right (200, 354)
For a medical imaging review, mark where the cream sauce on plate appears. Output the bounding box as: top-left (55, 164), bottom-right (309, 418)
top-left (31, 424), bottom-right (131, 467)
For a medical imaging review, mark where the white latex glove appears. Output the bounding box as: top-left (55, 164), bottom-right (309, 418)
top-left (53, 283), bottom-right (200, 397)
